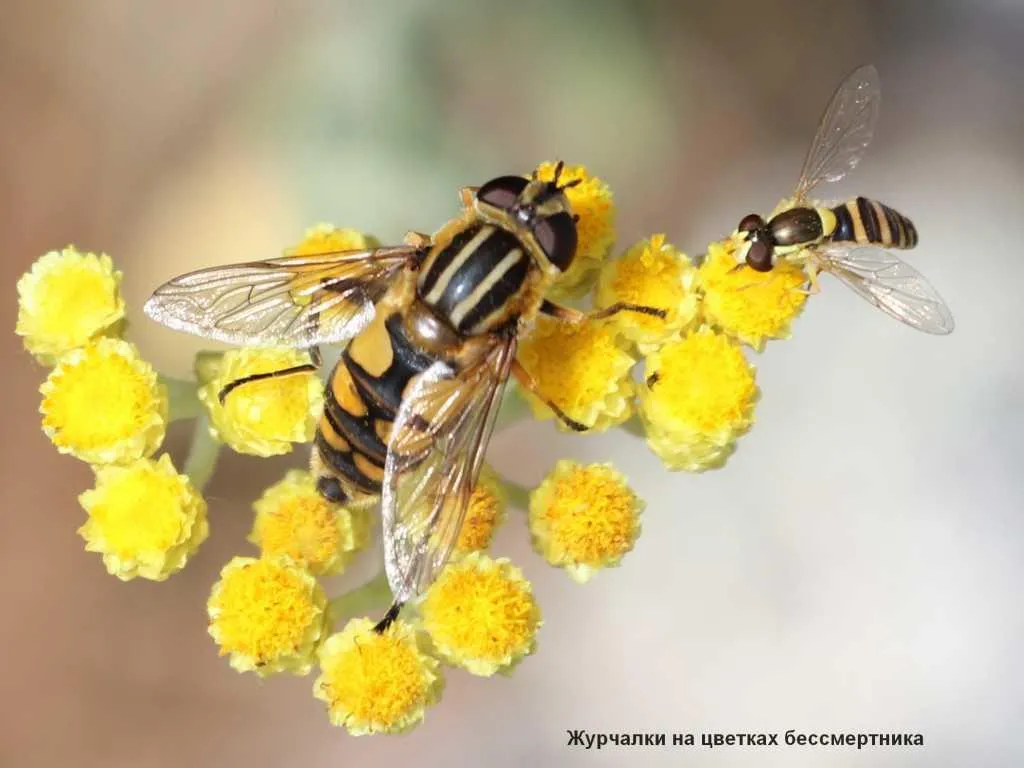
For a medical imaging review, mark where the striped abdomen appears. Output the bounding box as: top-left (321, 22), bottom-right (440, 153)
top-left (313, 310), bottom-right (439, 503)
top-left (829, 197), bottom-right (918, 249)
top-left (417, 223), bottom-right (531, 335)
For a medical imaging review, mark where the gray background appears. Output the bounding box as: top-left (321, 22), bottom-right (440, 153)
top-left (2, 1), bottom-right (1021, 766)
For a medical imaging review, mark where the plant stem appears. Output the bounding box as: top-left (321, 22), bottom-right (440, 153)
top-left (183, 412), bottom-right (220, 491)
top-left (326, 571), bottom-right (393, 630)
top-left (163, 375), bottom-right (202, 422)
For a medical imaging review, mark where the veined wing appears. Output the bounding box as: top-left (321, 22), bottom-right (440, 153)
top-left (816, 245), bottom-right (955, 334)
top-left (143, 246), bottom-right (416, 347)
top-left (381, 336), bottom-right (516, 602)
top-left (794, 65), bottom-right (881, 202)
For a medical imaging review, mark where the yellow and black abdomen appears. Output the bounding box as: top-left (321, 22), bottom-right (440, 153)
top-left (829, 197), bottom-right (918, 249)
top-left (313, 310), bottom-right (439, 503)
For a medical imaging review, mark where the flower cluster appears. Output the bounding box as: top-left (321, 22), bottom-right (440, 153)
top-left (16, 164), bottom-right (821, 737)
top-left (20, 247), bottom-right (207, 581)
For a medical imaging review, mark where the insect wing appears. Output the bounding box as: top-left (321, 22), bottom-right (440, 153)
top-left (817, 245), bottom-right (955, 334)
top-left (381, 337), bottom-right (516, 602)
top-left (143, 246), bottom-right (415, 347)
top-left (794, 65), bottom-right (881, 202)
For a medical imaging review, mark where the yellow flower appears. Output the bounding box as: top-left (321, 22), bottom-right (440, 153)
top-left (533, 161), bottom-right (615, 299)
top-left (596, 234), bottom-right (700, 353)
top-left (698, 238), bottom-right (808, 350)
top-left (290, 223), bottom-right (378, 255)
top-left (78, 454), bottom-right (208, 581)
top-left (249, 469), bottom-right (369, 576)
top-left (528, 461), bottom-right (643, 583)
top-left (517, 315), bottom-right (636, 432)
top-left (40, 338), bottom-right (167, 465)
top-left (452, 466), bottom-right (507, 558)
top-left (639, 326), bottom-right (759, 471)
top-left (314, 617), bottom-right (443, 735)
top-left (420, 553), bottom-right (541, 677)
top-left (207, 555), bottom-right (327, 677)
top-left (198, 347), bottom-right (322, 456)
top-left (15, 246), bottom-right (126, 364)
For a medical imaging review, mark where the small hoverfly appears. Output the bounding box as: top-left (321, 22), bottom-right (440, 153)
top-left (733, 64), bottom-right (954, 334)
top-left (144, 163), bottom-right (661, 632)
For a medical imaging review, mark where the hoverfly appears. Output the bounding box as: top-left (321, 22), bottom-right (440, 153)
top-left (733, 64), bottom-right (954, 334)
top-left (144, 163), bottom-right (662, 631)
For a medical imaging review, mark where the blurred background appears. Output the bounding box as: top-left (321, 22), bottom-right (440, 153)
top-left (3, 1), bottom-right (1023, 766)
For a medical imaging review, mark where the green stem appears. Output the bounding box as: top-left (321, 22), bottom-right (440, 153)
top-left (163, 375), bottom-right (202, 422)
top-left (183, 412), bottom-right (221, 491)
top-left (494, 384), bottom-right (531, 432)
top-left (496, 471), bottom-right (530, 512)
top-left (326, 571), bottom-right (393, 629)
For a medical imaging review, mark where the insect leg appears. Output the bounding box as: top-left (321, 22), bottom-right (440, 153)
top-left (458, 187), bottom-right (479, 209)
top-left (218, 361), bottom-right (319, 404)
top-left (403, 231), bottom-right (431, 249)
top-left (539, 299), bottom-right (667, 323)
top-left (511, 359), bottom-right (588, 432)
top-left (372, 600), bottom-right (404, 634)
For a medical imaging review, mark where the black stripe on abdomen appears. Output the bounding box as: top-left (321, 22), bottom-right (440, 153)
top-left (315, 431), bottom-right (379, 494)
top-left (831, 202), bottom-right (855, 242)
top-left (856, 197), bottom-right (881, 242)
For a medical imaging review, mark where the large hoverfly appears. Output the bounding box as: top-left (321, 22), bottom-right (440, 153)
top-left (144, 163), bottom-right (661, 631)
top-left (733, 64), bottom-right (954, 334)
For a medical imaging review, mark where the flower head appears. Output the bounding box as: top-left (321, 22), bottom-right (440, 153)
top-left (40, 338), bottom-right (167, 465)
top-left (207, 555), bottom-right (327, 677)
top-left (78, 454), bottom-right (208, 581)
top-left (698, 238), bottom-right (808, 350)
top-left (533, 161), bottom-right (615, 299)
top-left (596, 234), bottom-right (699, 353)
top-left (198, 348), bottom-right (322, 456)
top-left (452, 467), bottom-right (507, 558)
top-left (314, 618), bottom-right (443, 735)
top-left (420, 553), bottom-right (541, 676)
top-left (16, 246), bottom-right (126, 364)
top-left (528, 460), bottom-right (643, 583)
top-left (250, 469), bottom-right (369, 576)
top-left (290, 224), bottom-right (378, 255)
top-left (517, 315), bottom-right (636, 432)
top-left (639, 326), bottom-right (758, 471)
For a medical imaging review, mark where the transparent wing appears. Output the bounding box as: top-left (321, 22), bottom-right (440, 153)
top-left (381, 336), bottom-right (516, 602)
top-left (143, 246), bottom-right (415, 347)
top-left (817, 245), bottom-right (955, 334)
top-left (794, 64), bottom-right (881, 202)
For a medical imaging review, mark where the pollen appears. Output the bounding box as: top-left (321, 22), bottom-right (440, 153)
top-left (452, 467), bottom-right (507, 558)
top-left (639, 326), bottom-right (759, 471)
top-left (533, 161), bottom-right (615, 299)
top-left (250, 469), bottom-right (369, 576)
top-left (40, 338), bottom-right (168, 465)
top-left (314, 618), bottom-right (443, 735)
top-left (78, 454), bottom-right (208, 581)
top-left (16, 246), bottom-right (126, 364)
top-left (207, 555), bottom-right (327, 677)
top-left (290, 223), bottom-right (377, 255)
top-left (516, 314), bottom-right (636, 432)
top-left (596, 234), bottom-right (700, 353)
top-left (420, 553), bottom-right (541, 677)
top-left (698, 238), bottom-right (808, 350)
top-left (528, 460), bottom-right (643, 583)
top-left (198, 347), bottom-right (322, 457)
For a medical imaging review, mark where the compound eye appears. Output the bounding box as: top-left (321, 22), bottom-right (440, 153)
top-left (534, 211), bottom-right (577, 271)
top-left (477, 176), bottom-right (529, 209)
top-left (738, 213), bottom-right (764, 233)
top-left (746, 240), bottom-right (773, 272)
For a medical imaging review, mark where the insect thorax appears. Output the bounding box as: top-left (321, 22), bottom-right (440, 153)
top-left (416, 216), bottom-right (543, 336)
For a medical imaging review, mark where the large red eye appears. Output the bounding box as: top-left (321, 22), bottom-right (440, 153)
top-left (477, 176), bottom-right (529, 209)
top-left (534, 211), bottom-right (577, 271)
